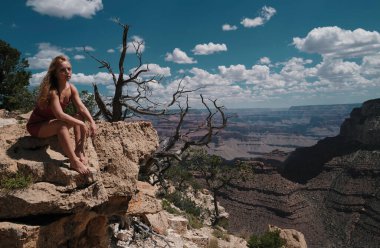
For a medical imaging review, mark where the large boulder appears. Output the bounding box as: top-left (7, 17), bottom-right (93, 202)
top-left (0, 121), bottom-right (159, 247)
top-left (126, 181), bottom-right (162, 215)
top-left (269, 225), bottom-right (307, 248)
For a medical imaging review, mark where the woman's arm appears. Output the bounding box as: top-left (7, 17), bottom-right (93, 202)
top-left (49, 90), bottom-right (87, 128)
top-left (70, 84), bottom-right (97, 135)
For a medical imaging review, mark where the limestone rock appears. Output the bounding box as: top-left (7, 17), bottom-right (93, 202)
top-left (166, 229), bottom-right (185, 247)
top-left (167, 215), bottom-right (189, 235)
top-left (127, 181), bottom-right (162, 215)
top-left (269, 225), bottom-right (307, 248)
top-left (0, 118), bottom-right (17, 128)
top-left (183, 229), bottom-right (209, 247)
top-left (0, 109), bottom-right (7, 118)
top-left (184, 226), bottom-right (247, 248)
top-left (0, 212), bottom-right (108, 248)
top-left (17, 111), bottom-right (32, 120)
top-left (144, 211), bottom-right (169, 235)
top-left (186, 188), bottom-right (229, 226)
top-left (92, 121), bottom-right (158, 196)
top-left (0, 120), bottom-right (159, 247)
top-left (0, 181), bottom-right (107, 218)
top-left (0, 222), bottom-right (39, 248)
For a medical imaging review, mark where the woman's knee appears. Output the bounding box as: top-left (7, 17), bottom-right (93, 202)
top-left (73, 113), bottom-right (84, 121)
top-left (56, 120), bottom-right (71, 133)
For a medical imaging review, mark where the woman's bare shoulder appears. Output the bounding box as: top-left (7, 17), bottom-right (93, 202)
top-left (48, 89), bottom-right (59, 100)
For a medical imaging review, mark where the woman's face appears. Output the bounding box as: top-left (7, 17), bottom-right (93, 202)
top-left (56, 61), bottom-right (72, 82)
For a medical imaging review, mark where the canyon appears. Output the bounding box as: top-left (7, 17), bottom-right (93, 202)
top-left (218, 99), bottom-right (380, 247)
top-left (0, 99), bottom-right (378, 247)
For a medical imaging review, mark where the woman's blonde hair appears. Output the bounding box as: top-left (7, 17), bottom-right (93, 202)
top-left (37, 55), bottom-right (69, 108)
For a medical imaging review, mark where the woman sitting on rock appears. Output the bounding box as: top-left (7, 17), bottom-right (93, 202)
top-left (27, 55), bottom-right (96, 175)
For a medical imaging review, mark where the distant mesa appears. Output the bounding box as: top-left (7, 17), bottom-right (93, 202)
top-left (282, 98), bottom-right (380, 183)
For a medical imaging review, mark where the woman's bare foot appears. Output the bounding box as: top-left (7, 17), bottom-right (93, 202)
top-left (75, 150), bottom-right (88, 165)
top-left (70, 158), bottom-right (90, 175)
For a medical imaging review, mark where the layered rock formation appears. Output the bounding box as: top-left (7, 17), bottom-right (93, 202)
top-left (0, 116), bottom-right (248, 248)
top-left (0, 121), bottom-right (159, 247)
top-left (219, 98), bottom-right (380, 248)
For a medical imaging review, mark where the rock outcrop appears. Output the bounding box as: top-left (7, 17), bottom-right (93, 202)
top-left (0, 121), bottom-right (159, 247)
top-left (218, 98), bottom-right (380, 248)
top-left (0, 117), bottom-right (248, 248)
top-left (268, 225), bottom-right (307, 248)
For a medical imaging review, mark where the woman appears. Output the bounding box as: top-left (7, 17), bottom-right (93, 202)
top-left (27, 55), bottom-right (96, 175)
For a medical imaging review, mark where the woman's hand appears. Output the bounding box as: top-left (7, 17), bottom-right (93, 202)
top-left (81, 121), bottom-right (89, 137)
top-left (89, 122), bottom-right (97, 137)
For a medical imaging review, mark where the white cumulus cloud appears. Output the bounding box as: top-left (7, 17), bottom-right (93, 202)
top-left (26, 0), bottom-right (103, 19)
top-left (316, 58), bottom-right (367, 85)
top-left (165, 48), bottom-right (197, 64)
top-left (123, 36), bottom-right (145, 54)
top-left (72, 72), bottom-right (114, 85)
top-left (30, 71), bottom-right (113, 86)
top-left (222, 24), bottom-right (237, 31)
top-left (77, 46), bottom-right (95, 52)
top-left (27, 43), bottom-right (95, 69)
top-left (29, 71), bottom-right (47, 86)
top-left (192, 42), bottom-right (227, 55)
top-left (293, 26), bottom-right (380, 59)
top-left (259, 57), bottom-right (271, 64)
top-left (241, 6), bottom-right (276, 28)
top-left (74, 55), bottom-right (85, 60)
top-left (27, 43), bottom-right (65, 70)
top-left (360, 55), bottom-right (380, 79)
top-left (130, 64), bottom-right (171, 78)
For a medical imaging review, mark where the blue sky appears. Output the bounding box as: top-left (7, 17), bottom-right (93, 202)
top-left (1, 0), bottom-right (380, 108)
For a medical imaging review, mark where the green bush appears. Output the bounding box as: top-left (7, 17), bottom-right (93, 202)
top-left (186, 213), bottom-right (203, 229)
top-left (165, 191), bottom-right (201, 217)
top-left (64, 101), bottom-right (77, 115)
top-left (0, 172), bottom-right (33, 190)
top-left (64, 90), bottom-right (97, 116)
top-left (212, 229), bottom-right (230, 241)
top-left (165, 163), bottom-right (201, 192)
top-left (163, 191), bottom-right (204, 229)
top-left (161, 199), bottom-right (181, 215)
top-left (215, 217), bottom-right (229, 229)
top-left (247, 230), bottom-right (286, 248)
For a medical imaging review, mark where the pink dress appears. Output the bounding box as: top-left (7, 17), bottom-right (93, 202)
top-left (27, 98), bottom-right (71, 137)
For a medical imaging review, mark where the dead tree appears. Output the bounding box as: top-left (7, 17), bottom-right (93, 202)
top-left (87, 20), bottom-right (227, 182)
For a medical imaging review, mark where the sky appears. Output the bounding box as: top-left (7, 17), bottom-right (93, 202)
top-left (1, 0), bottom-right (380, 108)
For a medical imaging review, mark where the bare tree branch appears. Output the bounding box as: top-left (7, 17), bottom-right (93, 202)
top-left (84, 48), bottom-right (117, 86)
top-left (93, 83), bottom-right (112, 121)
top-left (87, 20), bottom-right (228, 186)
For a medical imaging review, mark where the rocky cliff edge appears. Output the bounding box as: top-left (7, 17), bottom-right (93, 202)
top-left (0, 114), bottom-right (250, 248)
top-left (0, 119), bottom-right (159, 247)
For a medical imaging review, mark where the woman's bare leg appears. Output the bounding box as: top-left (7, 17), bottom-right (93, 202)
top-left (37, 119), bottom-right (90, 175)
top-left (73, 114), bottom-right (87, 164)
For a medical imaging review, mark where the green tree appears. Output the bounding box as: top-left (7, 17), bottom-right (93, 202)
top-left (0, 40), bottom-right (32, 111)
top-left (248, 230), bottom-right (286, 248)
top-left (79, 90), bottom-right (97, 116)
top-left (64, 90), bottom-right (97, 117)
top-left (182, 149), bottom-right (254, 226)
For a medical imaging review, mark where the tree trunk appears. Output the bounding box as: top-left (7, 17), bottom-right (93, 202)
top-left (212, 190), bottom-right (220, 226)
top-left (112, 84), bottom-right (123, 121)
